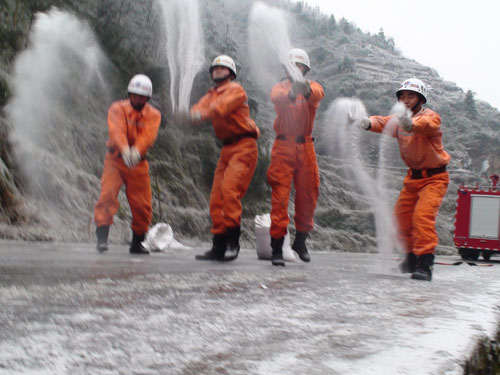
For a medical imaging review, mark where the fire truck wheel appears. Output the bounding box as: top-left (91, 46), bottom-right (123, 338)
top-left (459, 248), bottom-right (480, 261)
top-left (482, 251), bottom-right (492, 261)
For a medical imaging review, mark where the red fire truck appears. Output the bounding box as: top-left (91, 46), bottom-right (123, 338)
top-left (454, 174), bottom-right (500, 261)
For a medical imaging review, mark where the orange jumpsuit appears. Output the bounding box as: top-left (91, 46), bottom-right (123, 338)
top-left (190, 81), bottom-right (260, 234)
top-left (94, 100), bottom-right (161, 235)
top-left (267, 79), bottom-right (324, 239)
top-left (370, 108), bottom-right (450, 256)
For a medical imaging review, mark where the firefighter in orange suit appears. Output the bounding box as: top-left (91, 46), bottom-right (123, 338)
top-left (188, 55), bottom-right (260, 262)
top-left (357, 78), bottom-right (450, 281)
top-left (94, 74), bottom-right (161, 254)
top-left (267, 48), bottom-right (325, 267)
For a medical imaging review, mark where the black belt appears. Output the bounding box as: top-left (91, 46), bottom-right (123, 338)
top-left (107, 147), bottom-right (120, 156)
top-left (276, 134), bottom-right (313, 143)
top-left (410, 166), bottom-right (447, 179)
top-left (222, 132), bottom-right (257, 146)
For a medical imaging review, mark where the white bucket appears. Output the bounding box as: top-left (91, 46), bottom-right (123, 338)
top-left (254, 213), bottom-right (298, 262)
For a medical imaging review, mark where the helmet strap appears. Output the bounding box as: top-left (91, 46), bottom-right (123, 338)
top-left (411, 99), bottom-right (423, 114)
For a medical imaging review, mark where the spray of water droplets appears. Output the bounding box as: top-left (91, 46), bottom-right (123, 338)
top-left (159, 0), bottom-right (204, 113)
top-left (6, 8), bottom-right (108, 190)
top-left (248, 1), bottom-right (304, 95)
top-left (324, 98), bottom-right (406, 273)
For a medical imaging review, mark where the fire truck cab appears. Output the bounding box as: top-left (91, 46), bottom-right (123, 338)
top-left (454, 174), bottom-right (500, 261)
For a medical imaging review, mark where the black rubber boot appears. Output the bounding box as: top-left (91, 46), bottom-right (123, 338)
top-left (399, 252), bottom-right (417, 273)
top-left (292, 231), bottom-right (311, 262)
top-left (96, 226), bottom-right (109, 253)
top-left (411, 253), bottom-right (434, 281)
top-left (129, 231), bottom-right (150, 255)
top-left (271, 237), bottom-right (285, 267)
top-left (224, 227), bottom-right (241, 261)
top-left (195, 234), bottom-right (226, 261)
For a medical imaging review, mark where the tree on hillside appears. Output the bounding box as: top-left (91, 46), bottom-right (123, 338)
top-left (464, 90), bottom-right (478, 119)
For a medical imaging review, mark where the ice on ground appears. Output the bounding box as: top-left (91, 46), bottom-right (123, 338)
top-left (0, 243), bottom-right (499, 375)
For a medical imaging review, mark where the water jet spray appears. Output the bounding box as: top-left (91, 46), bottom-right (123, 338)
top-left (325, 98), bottom-right (404, 273)
top-left (248, 1), bottom-right (304, 95)
top-left (159, 0), bottom-right (204, 113)
top-left (5, 8), bottom-right (111, 240)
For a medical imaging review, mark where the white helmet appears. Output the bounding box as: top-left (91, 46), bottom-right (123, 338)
top-left (209, 55), bottom-right (237, 79)
top-left (396, 78), bottom-right (428, 103)
top-left (288, 48), bottom-right (310, 72)
top-left (127, 74), bottom-right (153, 98)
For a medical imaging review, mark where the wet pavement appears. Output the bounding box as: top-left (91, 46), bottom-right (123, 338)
top-left (1, 240), bottom-right (500, 375)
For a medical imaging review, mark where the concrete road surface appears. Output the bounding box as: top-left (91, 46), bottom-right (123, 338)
top-left (1, 240), bottom-right (499, 375)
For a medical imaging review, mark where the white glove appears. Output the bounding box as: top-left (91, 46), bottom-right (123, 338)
top-left (399, 115), bottom-right (413, 132)
top-left (130, 146), bottom-right (142, 167)
top-left (347, 112), bottom-right (370, 130)
top-left (360, 117), bottom-right (371, 130)
top-left (190, 111), bottom-right (202, 124)
top-left (291, 81), bottom-right (311, 97)
top-left (299, 81), bottom-right (311, 96)
top-left (121, 146), bottom-right (133, 168)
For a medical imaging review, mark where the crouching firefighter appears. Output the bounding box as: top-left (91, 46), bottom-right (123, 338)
top-left (178, 55), bottom-right (260, 262)
top-left (354, 78), bottom-right (450, 281)
top-left (94, 74), bottom-right (161, 254)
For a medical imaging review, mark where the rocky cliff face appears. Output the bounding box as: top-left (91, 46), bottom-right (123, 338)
top-left (0, 0), bottom-right (498, 253)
